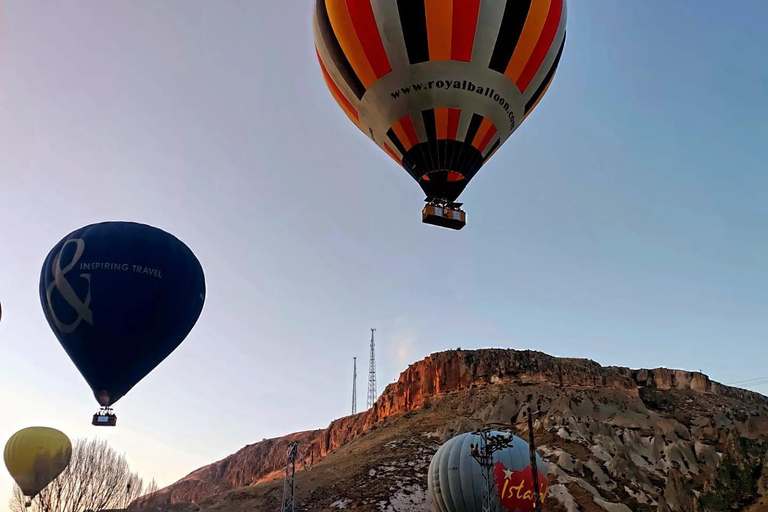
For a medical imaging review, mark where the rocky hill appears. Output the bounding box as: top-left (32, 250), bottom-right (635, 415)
top-left (131, 349), bottom-right (768, 511)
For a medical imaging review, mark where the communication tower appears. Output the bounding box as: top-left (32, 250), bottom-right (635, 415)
top-left (352, 357), bottom-right (357, 415)
top-left (366, 328), bottom-right (377, 409)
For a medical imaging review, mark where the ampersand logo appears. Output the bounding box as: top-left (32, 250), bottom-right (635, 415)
top-left (46, 238), bottom-right (93, 334)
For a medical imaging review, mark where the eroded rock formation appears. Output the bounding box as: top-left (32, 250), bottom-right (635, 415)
top-left (134, 349), bottom-right (768, 511)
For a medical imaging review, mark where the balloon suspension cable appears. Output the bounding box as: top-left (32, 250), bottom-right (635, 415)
top-left (425, 197), bottom-right (464, 211)
top-left (92, 406), bottom-right (117, 426)
top-left (470, 427), bottom-right (515, 512)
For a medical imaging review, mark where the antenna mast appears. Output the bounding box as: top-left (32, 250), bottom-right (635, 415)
top-left (352, 357), bottom-right (357, 415)
top-left (367, 328), bottom-right (377, 409)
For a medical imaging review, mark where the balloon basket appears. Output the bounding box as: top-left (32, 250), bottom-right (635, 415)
top-left (92, 408), bottom-right (117, 427)
top-left (422, 200), bottom-right (466, 230)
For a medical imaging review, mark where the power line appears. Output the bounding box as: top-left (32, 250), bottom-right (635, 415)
top-left (727, 376), bottom-right (768, 386)
top-left (742, 380), bottom-right (768, 387)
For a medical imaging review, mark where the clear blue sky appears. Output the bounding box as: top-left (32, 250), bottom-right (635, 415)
top-left (1, 1), bottom-right (766, 507)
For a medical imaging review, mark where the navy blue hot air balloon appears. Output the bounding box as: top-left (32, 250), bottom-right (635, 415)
top-left (39, 222), bottom-right (205, 425)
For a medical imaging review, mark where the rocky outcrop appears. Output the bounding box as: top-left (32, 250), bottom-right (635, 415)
top-left (136, 349), bottom-right (768, 509)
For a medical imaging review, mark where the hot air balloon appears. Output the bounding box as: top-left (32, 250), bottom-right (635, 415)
top-left (313, 0), bottom-right (567, 229)
top-left (4, 427), bottom-right (72, 506)
top-left (39, 221), bottom-right (206, 426)
top-left (427, 431), bottom-right (548, 512)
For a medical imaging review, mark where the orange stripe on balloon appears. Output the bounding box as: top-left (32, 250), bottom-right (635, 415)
top-left (425, 0), bottom-right (453, 61)
top-left (517, 0), bottom-right (563, 92)
top-left (477, 125), bottom-right (498, 152)
top-left (317, 49), bottom-right (359, 122)
top-left (392, 122), bottom-right (414, 151)
top-left (435, 107), bottom-right (449, 139)
top-left (524, 76), bottom-right (554, 121)
top-left (384, 143), bottom-right (402, 163)
top-left (346, 0), bottom-right (392, 78)
top-left (326, 0), bottom-right (378, 88)
top-left (400, 115), bottom-right (420, 146)
top-left (504, 0), bottom-right (551, 84)
top-left (451, 0), bottom-right (481, 62)
top-left (471, 118), bottom-right (494, 149)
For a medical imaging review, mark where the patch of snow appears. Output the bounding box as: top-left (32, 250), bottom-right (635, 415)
top-left (594, 498), bottom-right (632, 512)
top-left (624, 486), bottom-right (650, 504)
top-left (585, 459), bottom-right (613, 489)
top-left (590, 444), bottom-right (612, 463)
top-left (547, 484), bottom-right (579, 512)
top-left (330, 498), bottom-right (351, 509)
top-left (384, 485), bottom-right (430, 511)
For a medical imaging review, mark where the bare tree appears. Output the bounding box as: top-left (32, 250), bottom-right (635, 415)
top-left (10, 437), bottom-right (159, 512)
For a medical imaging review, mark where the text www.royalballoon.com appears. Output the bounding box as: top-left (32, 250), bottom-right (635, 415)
top-left (390, 80), bottom-right (515, 130)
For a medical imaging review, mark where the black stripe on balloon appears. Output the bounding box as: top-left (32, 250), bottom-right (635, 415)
top-left (402, 155), bottom-right (420, 181)
top-left (387, 128), bottom-right (408, 156)
top-left (410, 145), bottom-right (430, 177)
top-left (488, 0), bottom-right (533, 73)
top-left (465, 145), bottom-right (486, 177)
top-left (460, 113), bottom-right (483, 174)
top-left (464, 114), bottom-right (484, 145)
top-left (406, 141), bottom-right (481, 201)
top-left (421, 109), bottom-right (439, 170)
top-left (397, 0), bottom-right (429, 64)
top-left (525, 32), bottom-right (566, 114)
top-left (482, 139), bottom-right (501, 162)
top-left (422, 109), bottom-right (437, 143)
top-left (316, 0), bottom-right (366, 99)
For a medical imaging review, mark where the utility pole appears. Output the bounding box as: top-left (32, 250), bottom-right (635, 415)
top-left (280, 441), bottom-right (313, 512)
top-left (525, 395), bottom-right (543, 511)
top-left (352, 357), bottom-right (357, 415)
top-left (367, 328), bottom-right (377, 409)
top-left (470, 429), bottom-right (515, 512)
top-left (280, 442), bottom-right (298, 512)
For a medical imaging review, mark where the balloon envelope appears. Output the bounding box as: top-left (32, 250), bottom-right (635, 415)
top-left (4, 427), bottom-right (72, 498)
top-left (313, 0), bottom-right (567, 202)
top-left (39, 221), bottom-right (206, 407)
top-left (427, 431), bottom-right (548, 512)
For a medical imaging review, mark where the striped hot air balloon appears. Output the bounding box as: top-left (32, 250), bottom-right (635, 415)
top-left (313, 0), bottom-right (567, 229)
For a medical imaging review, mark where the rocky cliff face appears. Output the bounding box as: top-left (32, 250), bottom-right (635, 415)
top-left (134, 349), bottom-right (768, 511)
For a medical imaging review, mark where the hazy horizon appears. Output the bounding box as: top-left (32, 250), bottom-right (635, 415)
top-left (1, 1), bottom-right (767, 509)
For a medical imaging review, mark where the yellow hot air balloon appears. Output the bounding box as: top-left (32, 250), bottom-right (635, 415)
top-left (313, 0), bottom-right (567, 229)
top-left (4, 427), bottom-right (72, 504)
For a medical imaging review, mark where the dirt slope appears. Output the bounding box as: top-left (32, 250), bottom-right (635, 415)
top-left (132, 349), bottom-right (768, 511)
